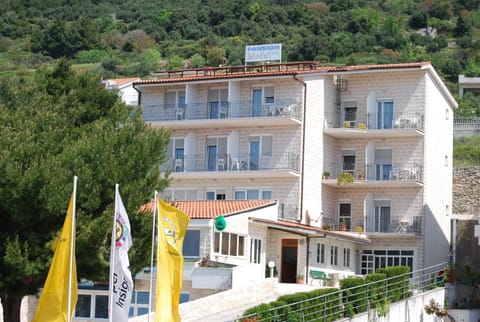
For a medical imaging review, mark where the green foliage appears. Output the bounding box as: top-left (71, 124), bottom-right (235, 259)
top-left (376, 266), bottom-right (411, 302)
top-left (0, 60), bottom-right (170, 308)
top-left (340, 277), bottom-right (367, 317)
top-left (454, 136), bottom-right (480, 167)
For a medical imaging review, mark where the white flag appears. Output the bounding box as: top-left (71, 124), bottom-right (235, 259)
top-left (109, 185), bottom-right (133, 322)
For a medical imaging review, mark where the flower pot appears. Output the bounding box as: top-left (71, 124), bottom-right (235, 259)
top-left (339, 224), bottom-right (347, 231)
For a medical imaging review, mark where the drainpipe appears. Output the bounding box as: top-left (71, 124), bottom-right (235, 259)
top-left (132, 83), bottom-right (142, 106)
top-left (293, 74), bottom-right (306, 223)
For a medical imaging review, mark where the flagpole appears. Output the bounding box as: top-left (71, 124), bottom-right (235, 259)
top-left (147, 192), bottom-right (158, 322)
top-left (67, 175), bottom-right (77, 322)
top-left (109, 184), bottom-right (119, 322)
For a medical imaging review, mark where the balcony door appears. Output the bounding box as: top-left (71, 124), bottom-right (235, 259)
top-left (377, 100), bottom-right (393, 129)
top-left (374, 201), bottom-right (391, 232)
top-left (252, 89), bottom-right (263, 117)
top-left (249, 135), bottom-right (272, 170)
top-left (208, 88), bottom-right (228, 119)
top-left (206, 137), bottom-right (227, 171)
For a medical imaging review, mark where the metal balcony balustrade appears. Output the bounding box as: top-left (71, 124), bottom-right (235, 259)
top-left (322, 215), bottom-right (423, 234)
top-left (141, 98), bottom-right (302, 122)
top-left (329, 162), bottom-right (423, 183)
top-left (235, 262), bottom-right (448, 322)
top-left (327, 111), bottom-right (424, 131)
top-left (162, 152), bottom-right (300, 173)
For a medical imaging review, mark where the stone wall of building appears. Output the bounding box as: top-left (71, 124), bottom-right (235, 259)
top-left (453, 167), bottom-right (480, 214)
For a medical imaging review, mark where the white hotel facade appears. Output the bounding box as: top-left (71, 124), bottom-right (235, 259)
top-left (133, 61), bottom-right (456, 278)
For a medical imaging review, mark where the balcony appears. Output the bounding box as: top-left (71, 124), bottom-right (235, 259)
top-left (322, 162), bottom-right (423, 188)
top-left (163, 152), bottom-right (300, 179)
top-left (323, 215), bottom-right (423, 235)
top-left (324, 111), bottom-right (424, 139)
top-left (142, 98), bottom-right (302, 129)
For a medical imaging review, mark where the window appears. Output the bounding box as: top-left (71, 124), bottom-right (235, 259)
top-left (214, 232), bottom-right (245, 257)
top-left (130, 291), bottom-right (150, 317)
top-left (206, 137), bottom-right (227, 171)
top-left (180, 293), bottom-right (190, 303)
top-left (167, 138), bottom-right (185, 172)
top-left (343, 248), bottom-right (351, 267)
top-left (206, 190), bottom-right (226, 200)
top-left (316, 243), bottom-right (325, 264)
top-left (377, 100), bottom-right (393, 129)
top-left (94, 295), bottom-right (108, 318)
top-left (162, 189), bottom-right (197, 201)
top-left (183, 230), bottom-right (200, 257)
top-left (75, 294), bottom-right (92, 318)
top-left (250, 238), bottom-right (262, 264)
top-left (375, 149), bottom-right (392, 181)
top-left (343, 101), bottom-right (357, 127)
top-left (339, 203), bottom-right (351, 230)
top-left (361, 250), bottom-right (414, 274)
top-left (208, 88), bottom-right (228, 119)
top-left (252, 86), bottom-right (274, 116)
top-left (330, 245), bottom-right (338, 266)
top-left (374, 201), bottom-right (391, 232)
top-left (249, 135), bottom-right (272, 170)
top-left (75, 290), bottom-right (122, 320)
top-left (341, 150), bottom-right (355, 174)
top-left (164, 90), bottom-right (185, 109)
top-left (234, 189), bottom-right (272, 200)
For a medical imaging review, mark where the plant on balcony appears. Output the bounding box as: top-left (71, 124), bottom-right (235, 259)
top-left (357, 122), bottom-right (367, 130)
top-left (357, 168), bottom-right (365, 180)
top-left (339, 219), bottom-right (347, 231)
top-left (337, 172), bottom-right (354, 185)
top-left (322, 170), bottom-right (330, 179)
top-left (343, 121), bottom-right (352, 128)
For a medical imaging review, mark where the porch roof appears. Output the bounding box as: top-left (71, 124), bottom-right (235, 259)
top-left (249, 218), bottom-right (371, 244)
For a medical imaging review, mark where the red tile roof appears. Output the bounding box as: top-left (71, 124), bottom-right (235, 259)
top-left (106, 77), bottom-right (140, 86)
top-left (138, 199), bottom-right (277, 219)
top-left (134, 62), bottom-right (431, 86)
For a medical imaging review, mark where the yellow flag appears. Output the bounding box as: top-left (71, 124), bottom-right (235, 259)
top-left (155, 199), bottom-right (190, 322)
top-left (33, 193), bottom-right (78, 322)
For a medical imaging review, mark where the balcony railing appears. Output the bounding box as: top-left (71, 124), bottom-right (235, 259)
top-left (327, 111), bottom-right (424, 131)
top-left (142, 98), bottom-right (302, 122)
top-left (330, 162), bottom-right (423, 183)
top-left (163, 152), bottom-right (300, 173)
top-left (324, 215), bottom-right (423, 234)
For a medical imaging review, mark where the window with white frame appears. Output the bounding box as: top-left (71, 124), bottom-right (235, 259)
top-left (234, 189), bottom-right (272, 200)
top-left (343, 248), bottom-right (351, 267)
top-left (375, 148), bottom-right (392, 181)
top-left (343, 101), bottom-right (358, 127)
top-left (330, 245), bottom-right (338, 266)
top-left (183, 230), bottom-right (200, 258)
top-left (207, 88), bottom-right (228, 119)
top-left (214, 232), bottom-right (245, 257)
top-left (316, 243), bottom-right (325, 264)
top-left (206, 189), bottom-right (226, 200)
top-left (249, 135), bottom-right (272, 170)
top-left (376, 99), bottom-right (394, 129)
top-left (129, 291), bottom-right (150, 317)
top-left (167, 138), bottom-right (185, 172)
top-left (162, 189), bottom-right (197, 201)
top-left (164, 90), bottom-right (185, 109)
top-left (360, 249), bottom-right (414, 275)
top-left (250, 238), bottom-right (262, 264)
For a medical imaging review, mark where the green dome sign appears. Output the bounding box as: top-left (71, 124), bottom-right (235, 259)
top-left (214, 215), bottom-right (226, 231)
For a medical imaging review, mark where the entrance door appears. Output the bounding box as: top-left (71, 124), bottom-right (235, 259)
top-left (280, 239), bottom-right (298, 283)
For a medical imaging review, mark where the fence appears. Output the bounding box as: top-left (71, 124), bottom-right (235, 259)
top-left (235, 262), bottom-right (448, 322)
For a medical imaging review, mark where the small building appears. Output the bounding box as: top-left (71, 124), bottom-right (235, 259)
top-left (102, 77), bottom-right (140, 106)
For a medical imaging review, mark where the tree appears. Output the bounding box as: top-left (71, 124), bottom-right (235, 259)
top-left (0, 59), bottom-right (171, 322)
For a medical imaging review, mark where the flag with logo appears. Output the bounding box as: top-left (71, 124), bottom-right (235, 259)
top-left (109, 185), bottom-right (133, 322)
top-left (33, 179), bottom-right (78, 322)
top-left (155, 198), bottom-right (190, 322)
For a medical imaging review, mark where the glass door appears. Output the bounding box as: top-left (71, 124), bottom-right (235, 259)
top-left (207, 145), bottom-right (217, 171)
top-left (249, 141), bottom-right (259, 170)
top-left (252, 89), bottom-right (262, 117)
top-left (377, 101), bottom-right (393, 129)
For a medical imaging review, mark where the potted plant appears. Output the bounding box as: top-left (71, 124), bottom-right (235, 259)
top-left (322, 170), bottom-right (330, 179)
top-left (357, 168), bottom-right (365, 180)
top-left (339, 219), bottom-right (347, 231)
top-left (337, 172), bottom-right (354, 185)
top-left (296, 274), bottom-right (305, 284)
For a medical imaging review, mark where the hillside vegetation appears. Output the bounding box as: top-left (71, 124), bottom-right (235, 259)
top-left (1, 0), bottom-right (480, 116)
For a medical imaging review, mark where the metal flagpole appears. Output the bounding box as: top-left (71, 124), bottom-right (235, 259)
top-left (67, 175), bottom-right (78, 322)
top-left (147, 192), bottom-right (158, 322)
top-left (108, 184), bottom-right (119, 322)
